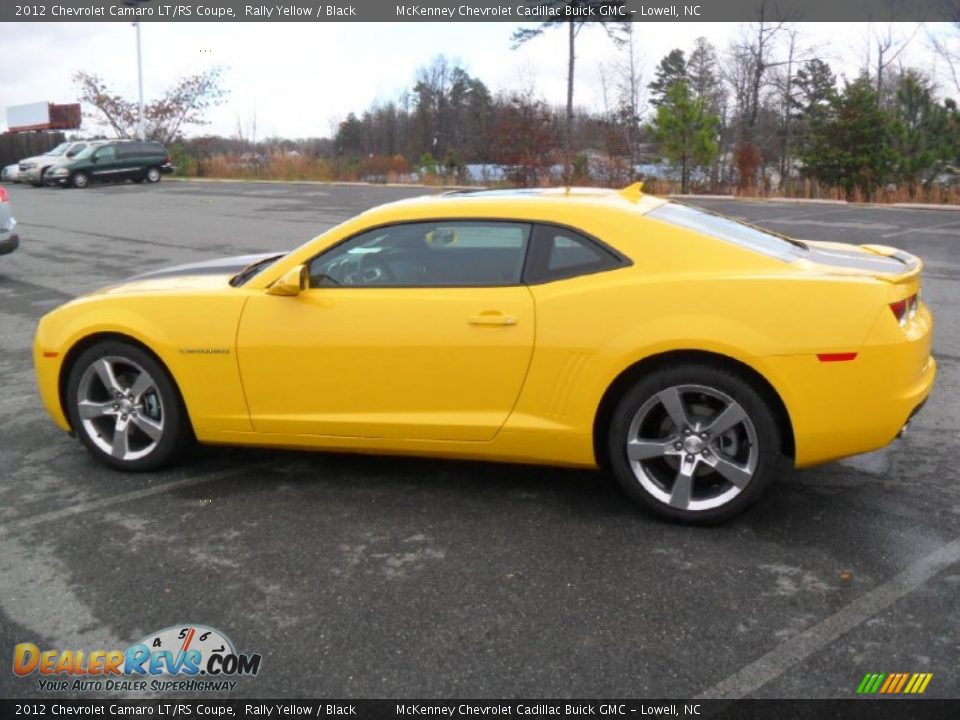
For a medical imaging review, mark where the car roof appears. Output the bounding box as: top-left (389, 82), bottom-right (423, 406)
top-left (365, 185), bottom-right (668, 220)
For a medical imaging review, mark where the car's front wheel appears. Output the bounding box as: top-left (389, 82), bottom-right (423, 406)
top-left (71, 171), bottom-right (89, 189)
top-left (66, 340), bottom-right (192, 471)
top-left (607, 364), bottom-right (783, 524)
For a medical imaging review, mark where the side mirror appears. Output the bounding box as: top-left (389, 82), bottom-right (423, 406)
top-left (266, 264), bottom-right (308, 296)
top-left (90, 155), bottom-right (99, 163)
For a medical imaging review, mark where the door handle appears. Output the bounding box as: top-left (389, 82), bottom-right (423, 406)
top-left (468, 313), bottom-right (517, 326)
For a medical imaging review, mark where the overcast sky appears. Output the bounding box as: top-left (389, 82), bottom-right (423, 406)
top-left (2, 21), bottom-right (954, 139)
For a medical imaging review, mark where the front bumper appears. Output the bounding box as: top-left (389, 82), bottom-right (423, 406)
top-left (44, 173), bottom-right (70, 186)
top-left (21, 167), bottom-right (43, 184)
top-left (0, 231), bottom-right (18, 255)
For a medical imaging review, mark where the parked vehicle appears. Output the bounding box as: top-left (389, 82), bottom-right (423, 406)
top-left (44, 141), bottom-right (174, 188)
top-left (19, 141), bottom-right (94, 186)
top-left (0, 186), bottom-right (19, 256)
top-left (33, 185), bottom-right (935, 524)
top-left (1, 164), bottom-right (20, 183)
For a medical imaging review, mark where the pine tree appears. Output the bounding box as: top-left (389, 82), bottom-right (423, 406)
top-left (652, 80), bottom-right (720, 193)
top-left (648, 49), bottom-right (687, 108)
top-left (801, 76), bottom-right (893, 199)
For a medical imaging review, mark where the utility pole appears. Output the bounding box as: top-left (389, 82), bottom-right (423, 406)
top-left (134, 22), bottom-right (145, 140)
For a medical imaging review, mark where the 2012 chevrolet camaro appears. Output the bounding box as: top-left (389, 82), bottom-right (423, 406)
top-left (34, 186), bottom-right (935, 523)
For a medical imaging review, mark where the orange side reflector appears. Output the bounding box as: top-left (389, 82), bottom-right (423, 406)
top-left (42, 351), bottom-right (59, 358)
top-left (817, 353), bottom-right (858, 362)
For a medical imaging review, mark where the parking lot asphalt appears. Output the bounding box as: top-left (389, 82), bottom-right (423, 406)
top-left (1, 180), bottom-right (958, 699)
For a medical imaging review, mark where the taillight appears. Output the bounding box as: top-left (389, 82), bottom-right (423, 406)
top-left (0, 187), bottom-right (7, 203)
top-left (164, 156), bottom-right (171, 165)
top-left (889, 293), bottom-right (918, 326)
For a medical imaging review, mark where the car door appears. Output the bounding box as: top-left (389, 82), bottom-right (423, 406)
top-left (88, 145), bottom-right (122, 180)
top-left (236, 220), bottom-right (536, 441)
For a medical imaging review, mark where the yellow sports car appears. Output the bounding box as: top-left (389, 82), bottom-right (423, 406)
top-left (34, 185), bottom-right (935, 523)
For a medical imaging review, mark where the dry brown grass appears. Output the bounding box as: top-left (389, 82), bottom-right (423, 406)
top-left (195, 153), bottom-right (337, 182)
top-left (181, 155), bottom-right (960, 205)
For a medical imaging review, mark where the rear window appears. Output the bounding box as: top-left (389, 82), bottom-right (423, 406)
top-left (647, 203), bottom-right (805, 262)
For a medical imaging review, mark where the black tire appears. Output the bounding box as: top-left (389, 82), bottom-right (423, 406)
top-left (606, 363), bottom-right (784, 525)
top-left (145, 166), bottom-right (162, 183)
top-left (65, 340), bottom-right (192, 471)
top-left (71, 171), bottom-right (89, 189)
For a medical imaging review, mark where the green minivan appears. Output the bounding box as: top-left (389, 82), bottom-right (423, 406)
top-left (44, 140), bottom-right (175, 189)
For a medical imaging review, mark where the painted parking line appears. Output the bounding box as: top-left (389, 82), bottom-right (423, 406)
top-left (5, 465), bottom-right (266, 532)
top-left (880, 218), bottom-right (960, 238)
top-left (696, 536), bottom-right (960, 699)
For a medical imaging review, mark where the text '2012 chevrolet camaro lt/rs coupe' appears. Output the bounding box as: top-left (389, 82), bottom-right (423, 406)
top-left (34, 185), bottom-right (935, 523)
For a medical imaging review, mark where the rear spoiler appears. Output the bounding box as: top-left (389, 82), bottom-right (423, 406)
top-left (860, 244), bottom-right (923, 284)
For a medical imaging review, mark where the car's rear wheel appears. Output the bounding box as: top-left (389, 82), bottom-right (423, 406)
top-left (145, 166), bottom-right (161, 183)
top-left (607, 364), bottom-right (783, 524)
top-left (71, 171), bottom-right (89, 189)
top-left (66, 341), bottom-right (192, 471)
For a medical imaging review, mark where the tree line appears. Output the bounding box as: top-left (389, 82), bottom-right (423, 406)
top-left (71, 15), bottom-right (960, 198)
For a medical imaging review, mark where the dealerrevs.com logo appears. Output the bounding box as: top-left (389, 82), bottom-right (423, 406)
top-left (13, 624), bottom-right (262, 693)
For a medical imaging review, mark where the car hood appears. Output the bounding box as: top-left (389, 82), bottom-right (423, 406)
top-left (19, 153), bottom-right (63, 165)
top-left (91, 253), bottom-right (283, 296)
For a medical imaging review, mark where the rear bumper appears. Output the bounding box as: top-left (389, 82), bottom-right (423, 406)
top-left (160, 164), bottom-right (176, 175)
top-left (0, 232), bottom-right (19, 255)
top-left (769, 304), bottom-right (936, 467)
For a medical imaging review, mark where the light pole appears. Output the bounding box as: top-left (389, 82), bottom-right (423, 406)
top-left (133, 22), bottom-right (145, 140)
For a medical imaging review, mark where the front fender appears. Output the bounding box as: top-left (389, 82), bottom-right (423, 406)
top-left (34, 293), bottom-right (253, 435)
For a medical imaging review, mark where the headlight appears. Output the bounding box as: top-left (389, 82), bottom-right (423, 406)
top-left (49, 167), bottom-right (69, 176)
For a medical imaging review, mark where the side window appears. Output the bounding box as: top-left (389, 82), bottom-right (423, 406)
top-left (525, 224), bottom-right (625, 283)
top-left (95, 146), bottom-right (116, 161)
top-left (308, 221), bottom-right (531, 288)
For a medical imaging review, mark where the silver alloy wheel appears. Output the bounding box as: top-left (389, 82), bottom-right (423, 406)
top-left (626, 384), bottom-right (758, 512)
top-left (73, 172), bottom-right (88, 188)
top-left (76, 356), bottom-right (165, 461)
top-left (146, 167), bottom-right (160, 182)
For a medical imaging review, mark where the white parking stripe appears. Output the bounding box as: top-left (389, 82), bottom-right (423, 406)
top-left (6, 465), bottom-right (266, 531)
top-left (880, 218), bottom-right (960, 238)
top-left (696, 536), bottom-right (960, 699)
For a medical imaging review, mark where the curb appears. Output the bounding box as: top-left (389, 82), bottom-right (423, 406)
top-left (167, 177), bottom-right (475, 191)
top-left (669, 193), bottom-right (960, 211)
top-left (166, 179), bottom-right (960, 211)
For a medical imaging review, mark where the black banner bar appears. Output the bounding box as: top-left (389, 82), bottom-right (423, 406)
top-left (1, 700), bottom-right (959, 719)
top-left (4, 0), bottom-right (960, 23)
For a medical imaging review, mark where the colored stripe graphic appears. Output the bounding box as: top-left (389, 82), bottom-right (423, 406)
top-left (893, 673), bottom-right (909, 693)
top-left (857, 672), bottom-right (932, 694)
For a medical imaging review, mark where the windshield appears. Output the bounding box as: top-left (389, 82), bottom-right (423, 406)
top-left (71, 144), bottom-right (99, 160)
top-left (230, 254), bottom-right (285, 287)
top-left (647, 202), bottom-right (806, 262)
top-left (46, 142), bottom-right (71, 156)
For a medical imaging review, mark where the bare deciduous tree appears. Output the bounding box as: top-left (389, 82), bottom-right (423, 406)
top-left (74, 67), bottom-right (228, 144)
